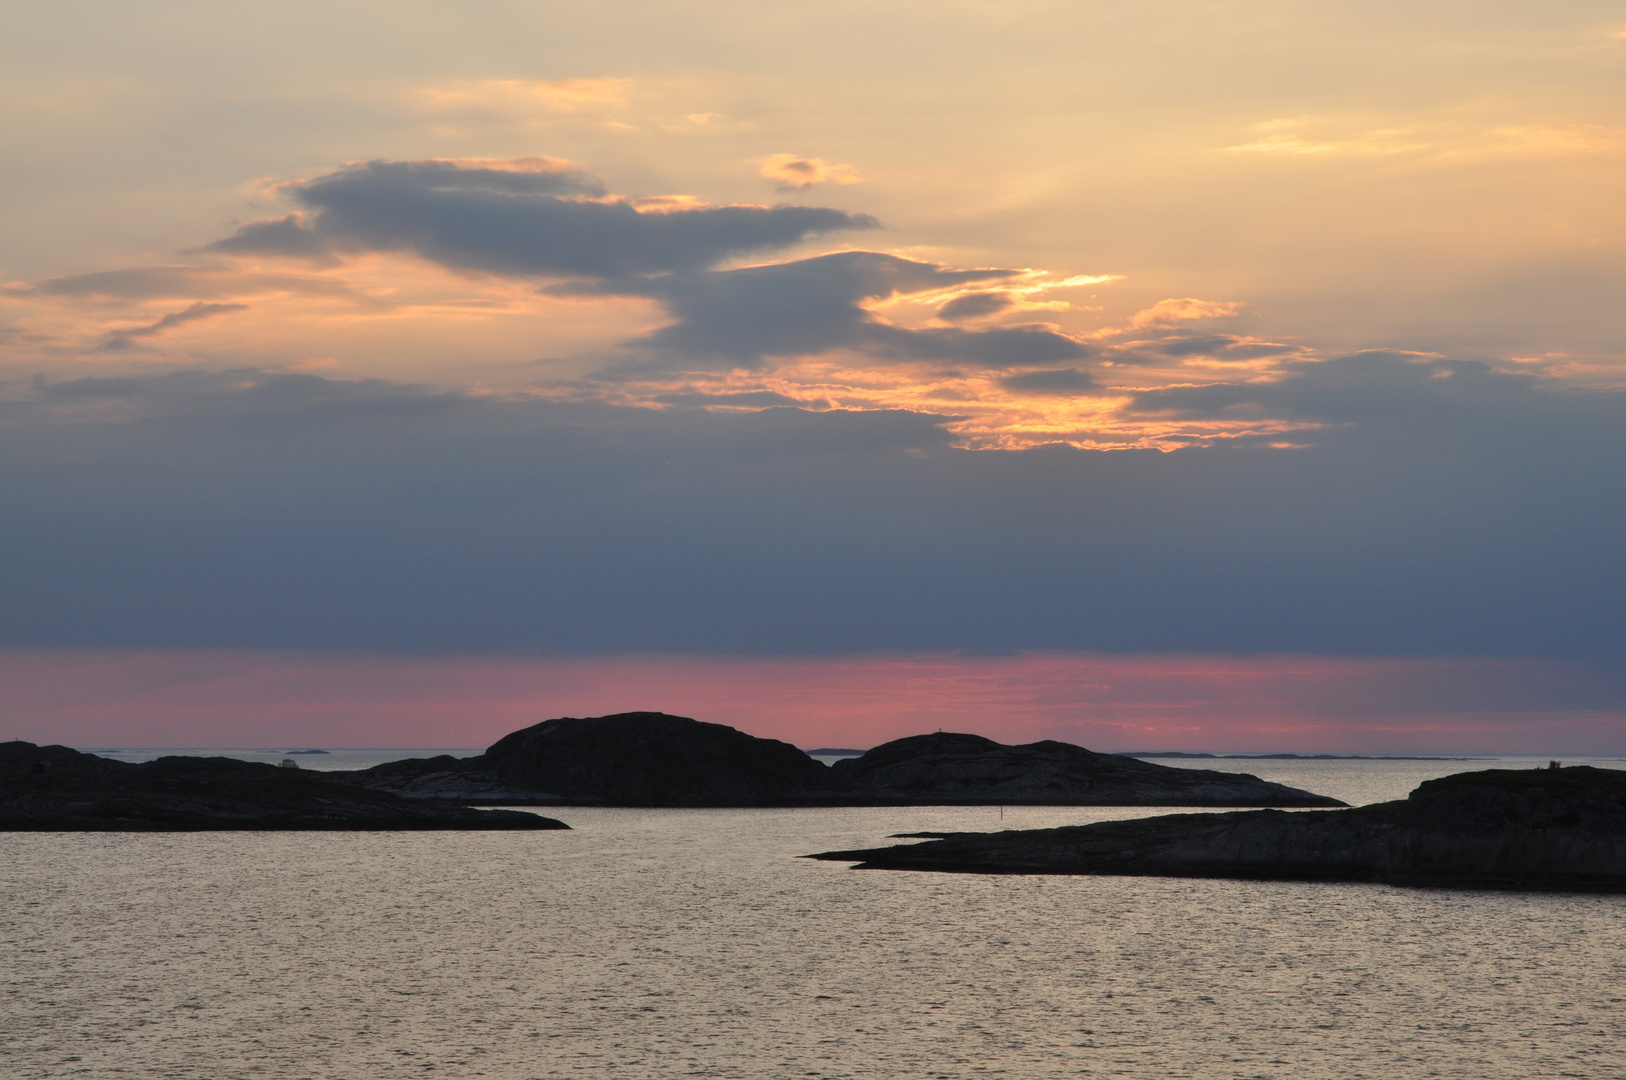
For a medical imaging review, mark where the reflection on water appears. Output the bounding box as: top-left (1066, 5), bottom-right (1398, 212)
top-left (4, 760), bottom-right (1625, 1079)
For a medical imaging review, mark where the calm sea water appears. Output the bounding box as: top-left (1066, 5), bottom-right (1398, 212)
top-left (4, 757), bottom-right (1625, 1079)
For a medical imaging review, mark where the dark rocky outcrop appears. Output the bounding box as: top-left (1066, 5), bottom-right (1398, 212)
top-left (344, 715), bottom-right (1343, 808)
top-left (347, 754), bottom-right (557, 804)
top-left (481, 712), bottom-right (858, 805)
top-left (348, 712), bottom-right (859, 806)
top-left (830, 732), bottom-right (1344, 807)
top-left (0, 741), bottom-right (566, 830)
top-left (810, 765), bottom-right (1626, 892)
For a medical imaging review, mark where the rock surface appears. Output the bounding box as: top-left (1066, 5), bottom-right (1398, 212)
top-left (0, 741), bottom-right (566, 830)
top-left (831, 732), bottom-right (1345, 807)
top-left (346, 715), bottom-right (1344, 807)
top-left (810, 766), bottom-right (1626, 892)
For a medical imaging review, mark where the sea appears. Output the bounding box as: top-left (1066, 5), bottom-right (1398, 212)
top-left (5, 754), bottom-right (1625, 1079)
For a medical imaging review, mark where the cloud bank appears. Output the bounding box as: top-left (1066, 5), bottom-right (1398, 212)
top-left (195, 157), bottom-right (1095, 371)
top-left (3, 356), bottom-right (1622, 659)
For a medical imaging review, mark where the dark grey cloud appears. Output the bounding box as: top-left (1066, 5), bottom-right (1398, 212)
top-left (11, 266), bottom-right (356, 301)
top-left (102, 301), bottom-right (248, 351)
top-left (589, 252), bottom-right (1088, 368)
top-left (652, 389), bottom-right (804, 408)
top-left (191, 158), bottom-right (1089, 370)
top-left (1129, 351), bottom-right (1540, 424)
top-left (207, 159), bottom-right (877, 279)
top-left (999, 368), bottom-right (1100, 395)
top-left (207, 215), bottom-right (337, 262)
top-left (937, 291), bottom-right (1015, 321)
top-left (890, 325), bottom-right (1090, 367)
top-left (2, 359), bottom-right (1623, 660)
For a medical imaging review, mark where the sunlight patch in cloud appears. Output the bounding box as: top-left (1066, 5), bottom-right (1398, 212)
top-left (1126, 298), bottom-right (1246, 329)
top-left (903, 272), bottom-right (1121, 316)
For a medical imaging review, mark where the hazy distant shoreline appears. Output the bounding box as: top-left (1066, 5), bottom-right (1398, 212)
top-left (1121, 752), bottom-right (1476, 761)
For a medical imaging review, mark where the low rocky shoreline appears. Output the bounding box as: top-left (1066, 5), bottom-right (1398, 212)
top-left (809, 765), bottom-right (1626, 892)
top-left (0, 742), bottom-right (566, 831)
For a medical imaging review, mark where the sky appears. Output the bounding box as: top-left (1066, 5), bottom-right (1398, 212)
top-left (2, 1), bottom-right (1624, 752)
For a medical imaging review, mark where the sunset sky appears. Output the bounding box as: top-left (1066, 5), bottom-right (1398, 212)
top-left (3, 1), bottom-right (1625, 752)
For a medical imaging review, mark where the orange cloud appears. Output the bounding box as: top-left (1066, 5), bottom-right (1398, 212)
top-left (1127, 298), bottom-right (1246, 329)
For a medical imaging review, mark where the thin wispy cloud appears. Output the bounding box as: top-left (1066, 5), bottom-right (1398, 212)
top-left (416, 78), bottom-right (635, 117)
top-left (101, 301), bottom-right (247, 350)
top-left (1224, 119), bottom-right (1427, 156)
top-left (757, 154), bottom-right (861, 189)
top-left (1225, 117), bottom-right (1626, 160)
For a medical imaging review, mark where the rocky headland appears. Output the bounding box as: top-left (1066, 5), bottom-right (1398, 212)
top-left (0, 741), bottom-right (567, 830)
top-left (809, 765), bottom-right (1626, 892)
top-left (343, 714), bottom-right (1343, 807)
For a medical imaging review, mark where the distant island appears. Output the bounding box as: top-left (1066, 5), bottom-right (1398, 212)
top-left (0, 741), bottom-right (566, 831)
top-left (809, 765), bottom-right (1626, 892)
top-left (339, 713), bottom-right (1345, 807)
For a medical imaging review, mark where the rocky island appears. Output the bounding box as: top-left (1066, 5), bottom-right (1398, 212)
top-left (347, 712), bottom-right (857, 806)
top-left (343, 713), bottom-right (1343, 807)
top-left (831, 732), bottom-right (1345, 807)
top-left (0, 741), bottom-right (566, 830)
top-left (809, 765), bottom-right (1626, 892)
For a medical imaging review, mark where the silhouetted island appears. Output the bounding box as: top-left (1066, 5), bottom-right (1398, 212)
top-left (809, 765), bottom-right (1626, 892)
top-left (342, 714), bottom-right (1343, 807)
top-left (347, 712), bottom-right (855, 806)
top-left (0, 741), bottom-right (566, 831)
top-left (832, 732), bottom-right (1346, 807)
